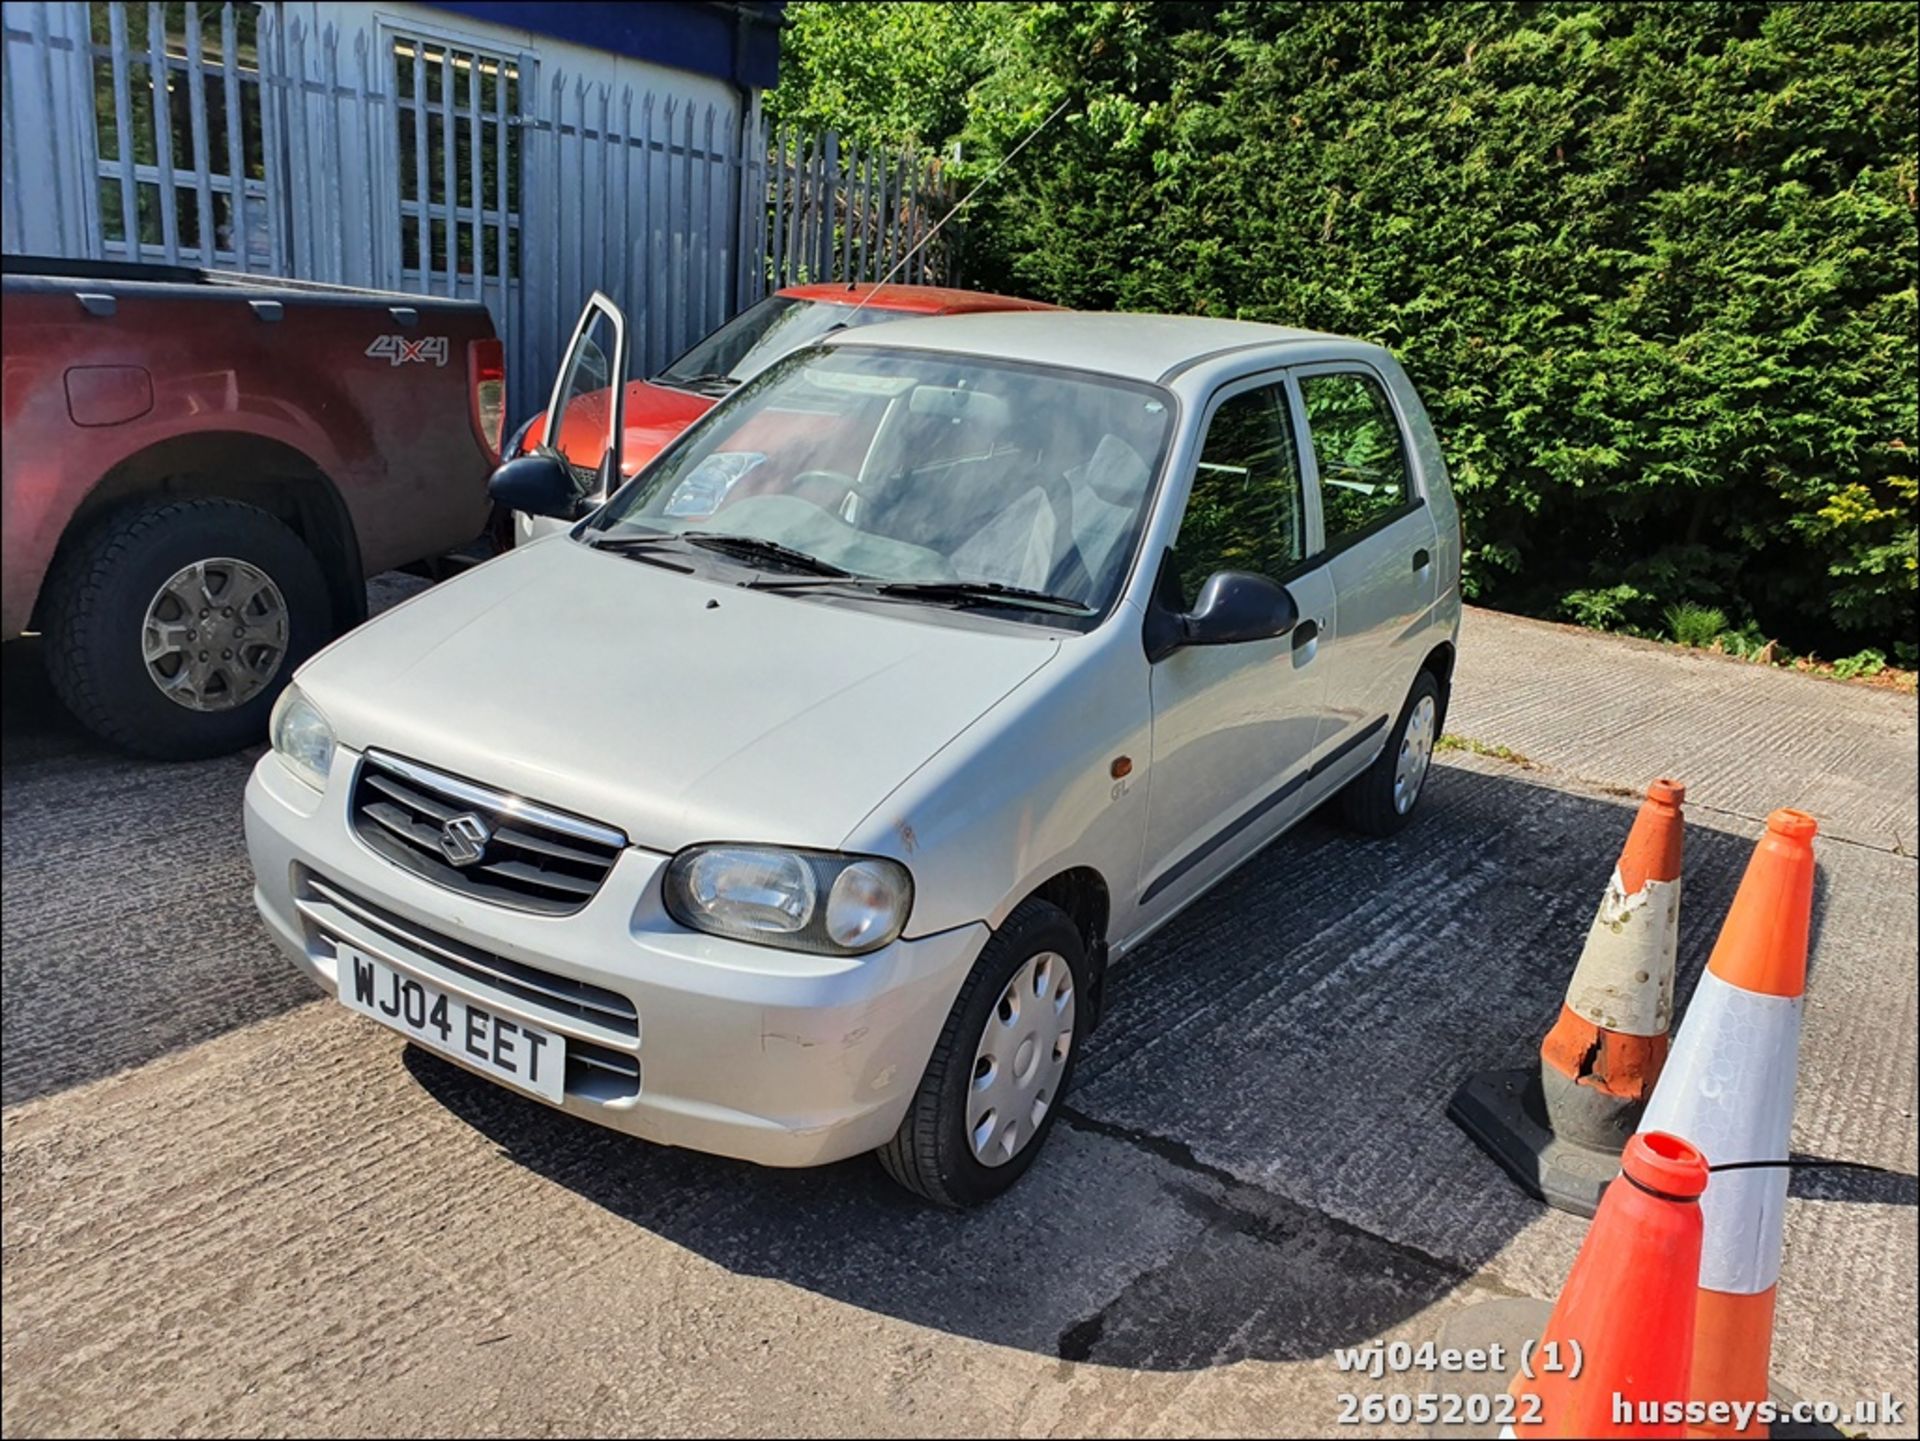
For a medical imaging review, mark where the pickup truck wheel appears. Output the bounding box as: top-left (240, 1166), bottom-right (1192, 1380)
top-left (876, 897), bottom-right (1086, 1208)
top-left (42, 498), bottom-right (331, 760)
top-left (1334, 669), bottom-right (1443, 837)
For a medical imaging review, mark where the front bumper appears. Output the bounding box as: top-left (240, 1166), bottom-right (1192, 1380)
top-left (244, 747), bottom-right (986, 1167)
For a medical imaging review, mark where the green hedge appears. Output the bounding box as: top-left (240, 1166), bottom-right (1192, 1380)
top-left (777, 1), bottom-right (1918, 657)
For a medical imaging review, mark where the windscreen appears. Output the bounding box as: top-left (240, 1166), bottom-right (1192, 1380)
top-left (655, 295), bottom-right (900, 392)
top-left (591, 346), bottom-right (1174, 618)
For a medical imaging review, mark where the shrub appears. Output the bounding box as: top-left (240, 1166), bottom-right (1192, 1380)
top-left (1714, 622), bottom-right (1776, 661)
top-left (1559, 584), bottom-right (1645, 631)
top-left (1831, 648), bottom-right (1888, 680)
top-left (1665, 602), bottom-right (1728, 648)
top-left (801, 1), bottom-right (1920, 656)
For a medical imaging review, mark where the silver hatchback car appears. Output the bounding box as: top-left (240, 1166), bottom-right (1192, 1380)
top-left (245, 304), bottom-right (1460, 1206)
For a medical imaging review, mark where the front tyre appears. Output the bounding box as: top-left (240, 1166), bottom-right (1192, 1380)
top-left (1334, 669), bottom-right (1443, 837)
top-left (877, 898), bottom-right (1087, 1207)
top-left (41, 498), bottom-right (332, 760)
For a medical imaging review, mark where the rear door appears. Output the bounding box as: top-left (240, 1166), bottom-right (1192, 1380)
top-left (1292, 365), bottom-right (1441, 781)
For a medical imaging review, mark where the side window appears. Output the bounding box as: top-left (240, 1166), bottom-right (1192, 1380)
top-left (1300, 372), bottom-right (1414, 544)
top-left (1171, 385), bottom-right (1307, 604)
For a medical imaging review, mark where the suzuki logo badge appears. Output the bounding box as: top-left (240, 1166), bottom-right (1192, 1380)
top-left (438, 812), bottom-right (492, 867)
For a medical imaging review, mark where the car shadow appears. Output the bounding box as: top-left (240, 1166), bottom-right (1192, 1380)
top-left (405, 761), bottom-right (1909, 1370)
top-left (0, 634), bottom-right (88, 768)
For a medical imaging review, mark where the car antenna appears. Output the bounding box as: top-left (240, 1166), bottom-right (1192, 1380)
top-left (839, 96), bottom-right (1073, 324)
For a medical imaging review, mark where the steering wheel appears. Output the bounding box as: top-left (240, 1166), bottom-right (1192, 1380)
top-left (789, 469), bottom-right (861, 520)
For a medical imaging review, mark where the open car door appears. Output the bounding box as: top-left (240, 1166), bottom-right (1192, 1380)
top-left (510, 292), bottom-right (631, 543)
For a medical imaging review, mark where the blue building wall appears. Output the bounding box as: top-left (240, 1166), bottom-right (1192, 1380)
top-left (429, 1), bottom-right (783, 90)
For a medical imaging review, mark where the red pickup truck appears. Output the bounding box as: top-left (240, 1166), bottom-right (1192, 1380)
top-left (1, 255), bottom-right (505, 758)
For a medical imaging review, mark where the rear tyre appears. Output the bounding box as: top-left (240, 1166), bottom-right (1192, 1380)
top-left (1334, 668), bottom-right (1443, 837)
top-left (877, 898), bottom-right (1087, 1208)
top-left (41, 498), bottom-right (332, 760)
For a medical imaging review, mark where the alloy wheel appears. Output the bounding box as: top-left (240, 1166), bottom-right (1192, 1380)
top-left (141, 557), bottom-right (289, 711)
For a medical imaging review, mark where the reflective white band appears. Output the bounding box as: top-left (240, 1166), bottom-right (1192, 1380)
top-left (1640, 969), bottom-right (1802, 1293)
top-left (1564, 870), bottom-right (1680, 1037)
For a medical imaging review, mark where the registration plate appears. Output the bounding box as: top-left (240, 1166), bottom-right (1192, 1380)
top-left (337, 946), bottom-right (565, 1104)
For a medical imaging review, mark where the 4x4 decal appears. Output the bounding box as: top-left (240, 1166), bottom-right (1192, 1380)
top-left (364, 334), bottom-right (449, 367)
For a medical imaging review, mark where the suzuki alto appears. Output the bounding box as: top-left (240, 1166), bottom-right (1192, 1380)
top-left (245, 298), bottom-right (1461, 1206)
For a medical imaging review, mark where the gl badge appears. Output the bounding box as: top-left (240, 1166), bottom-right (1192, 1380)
top-left (438, 812), bottom-right (492, 867)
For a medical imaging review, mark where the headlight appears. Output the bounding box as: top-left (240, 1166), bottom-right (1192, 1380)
top-left (662, 845), bottom-right (912, 956)
top-left (269, 684), bottom-right (335, 791)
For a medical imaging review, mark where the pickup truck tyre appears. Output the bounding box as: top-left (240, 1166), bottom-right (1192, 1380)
top-left (42, 498), bottom-right (331, 760)
top-left (877, 897), bottom-right (1087, 1207)
top-left (1334, 669), bottom-right (1443, 837)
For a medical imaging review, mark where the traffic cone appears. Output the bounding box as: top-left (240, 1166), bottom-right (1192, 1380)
top-left (1450, 780), bottom-right (1687, 1216)
top-left (1638, 808), bottom-right (1817, 1438)
top-left (1507, 1130), bottom-right (1709, 1437)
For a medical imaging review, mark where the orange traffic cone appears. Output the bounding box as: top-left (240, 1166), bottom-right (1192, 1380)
top-left (1639, 809), bottom-right (1817, 1438)
top-left (1508, 1131), bottom-right (1709, 1437)
top-left (1451, 780), bottom-right (1687, 1215)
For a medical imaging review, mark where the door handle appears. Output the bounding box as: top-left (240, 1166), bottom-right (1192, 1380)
top-left (1412, 548), bottom-right (1431, 571)
top-left (1291, 618), bottom-right (1320, 651)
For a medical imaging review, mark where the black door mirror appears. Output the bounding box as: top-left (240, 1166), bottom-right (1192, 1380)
top-left (1141, 551), bottom-right (1302, 662)
top-left (1152, 569), bottom-right (1297, 659)
top-left (1184, 570), bottom-right (1299, 645)
top-left (487, 452), bottom-right (578, 521)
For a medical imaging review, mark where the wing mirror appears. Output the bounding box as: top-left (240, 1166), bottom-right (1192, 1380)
top-left (487, 452), bottom-right (579, 520)
top-left (1183, 570), bottom-right (1299, 645)
top-left (1145, 564), bottom-right (1299, 662)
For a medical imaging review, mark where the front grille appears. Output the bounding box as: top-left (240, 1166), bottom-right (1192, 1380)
top-left (349, 750), bottom-right (626, 915)
top-left (296, 868), bottom-right (640, 1101)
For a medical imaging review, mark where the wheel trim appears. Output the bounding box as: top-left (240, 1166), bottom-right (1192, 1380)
top-left (1394, 692), bottom-right (1437, 814)
top-left (141, 558), bottom-right (289, 712)
top-left (966, 950), bottom-right (1075, 1167)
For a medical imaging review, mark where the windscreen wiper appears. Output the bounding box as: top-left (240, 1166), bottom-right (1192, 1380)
top-left (581, 530), bottom-right (694, 572)
top-left (874, 580), bottom-right (1097, 615)
top-left (586, 529), bottom-right (677, 549)
top-left (655, 370), bottom-right (737, 393)
top-left (754, 575), bottom-right (1096, 616)
top-left (683, 533), bottom-right (852, 576)
top-left (588, 529), bottom-right (847, 579)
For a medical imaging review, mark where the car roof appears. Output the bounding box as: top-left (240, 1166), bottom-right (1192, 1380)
top-left (774, 281), bottom-right (1060, 314)
top-left (817, 309), bottom-right (1351, 382)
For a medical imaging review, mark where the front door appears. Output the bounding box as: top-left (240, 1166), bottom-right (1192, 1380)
top-left (1139, 377), bottom-right (1336, 918)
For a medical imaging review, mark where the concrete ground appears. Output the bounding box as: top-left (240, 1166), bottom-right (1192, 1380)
top-left (2, 599), bottom-right (1914, 1438)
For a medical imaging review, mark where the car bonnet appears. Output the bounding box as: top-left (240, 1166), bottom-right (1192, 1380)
top-left (294, 537), bottom-right (1063, 854)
